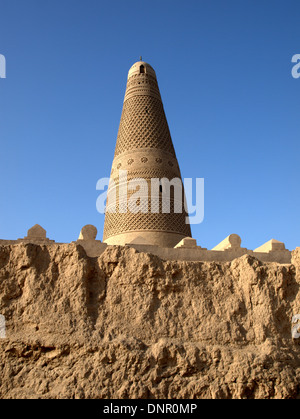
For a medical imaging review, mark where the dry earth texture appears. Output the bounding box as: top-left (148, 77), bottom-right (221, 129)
top-left (0, 243), bottom-right (300, 399)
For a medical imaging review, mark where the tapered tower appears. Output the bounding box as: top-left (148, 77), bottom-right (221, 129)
top-left (103, 60), bottom-right (192, 247)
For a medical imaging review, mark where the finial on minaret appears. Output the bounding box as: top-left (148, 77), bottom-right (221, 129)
top-left (140, 56), bottom-right (142, 61)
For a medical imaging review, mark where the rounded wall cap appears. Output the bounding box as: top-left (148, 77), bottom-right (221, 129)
top-left (128, 61), bottom-right (156, 79)
top-left (78, 225), bottom-right (98, 241)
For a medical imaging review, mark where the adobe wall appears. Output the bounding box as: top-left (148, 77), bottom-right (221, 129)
top-left (0, 225), bottom-right (294, 264)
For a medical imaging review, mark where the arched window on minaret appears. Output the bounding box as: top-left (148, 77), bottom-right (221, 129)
top-left (140, 65), bottom-right (145, 74)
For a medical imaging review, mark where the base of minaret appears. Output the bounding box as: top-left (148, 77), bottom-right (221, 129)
top-left (103, 230), bottom-right (190, 248)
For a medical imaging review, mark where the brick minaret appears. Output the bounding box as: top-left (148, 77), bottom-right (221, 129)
top-left (103, 60), bottom-right (192, 247)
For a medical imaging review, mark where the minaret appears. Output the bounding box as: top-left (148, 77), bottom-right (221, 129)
top-left (103, 60), bottom-right (192, 247)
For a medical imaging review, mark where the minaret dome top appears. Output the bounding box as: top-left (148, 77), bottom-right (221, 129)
top-left (127, 61), bottom-right (156, 79)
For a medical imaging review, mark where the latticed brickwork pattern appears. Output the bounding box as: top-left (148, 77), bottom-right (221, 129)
top-left (114, 95), bottom-right (176, 157)
top-left (106, 193), bottom-right (187, 215)
top-left (103, 211), bottom-right (191, 239)
top-left (104, 173), bottom-right (192, 240)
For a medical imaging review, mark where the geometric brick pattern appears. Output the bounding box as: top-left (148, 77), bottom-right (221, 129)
top-left (114, 95), bottom-right (176, 157)
top-left (103, 211), bottom-right (191, 239)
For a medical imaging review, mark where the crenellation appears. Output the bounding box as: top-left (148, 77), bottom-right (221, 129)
top-left (212, 234), bottom-right (242, 251)
top-left (0, 228), bottom-right (293, 263)
top-left (254, 239), bottom-right (288, 253)
top-left (16, 224), bottom-right (55, 245)
top-left (175, 237), bottom-right (198, 248)
top-left (75, 224), bottom-right (107, 258)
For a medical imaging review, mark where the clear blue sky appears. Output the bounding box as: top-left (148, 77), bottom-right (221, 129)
top-left (0, 0), bottom-right (299, 251)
